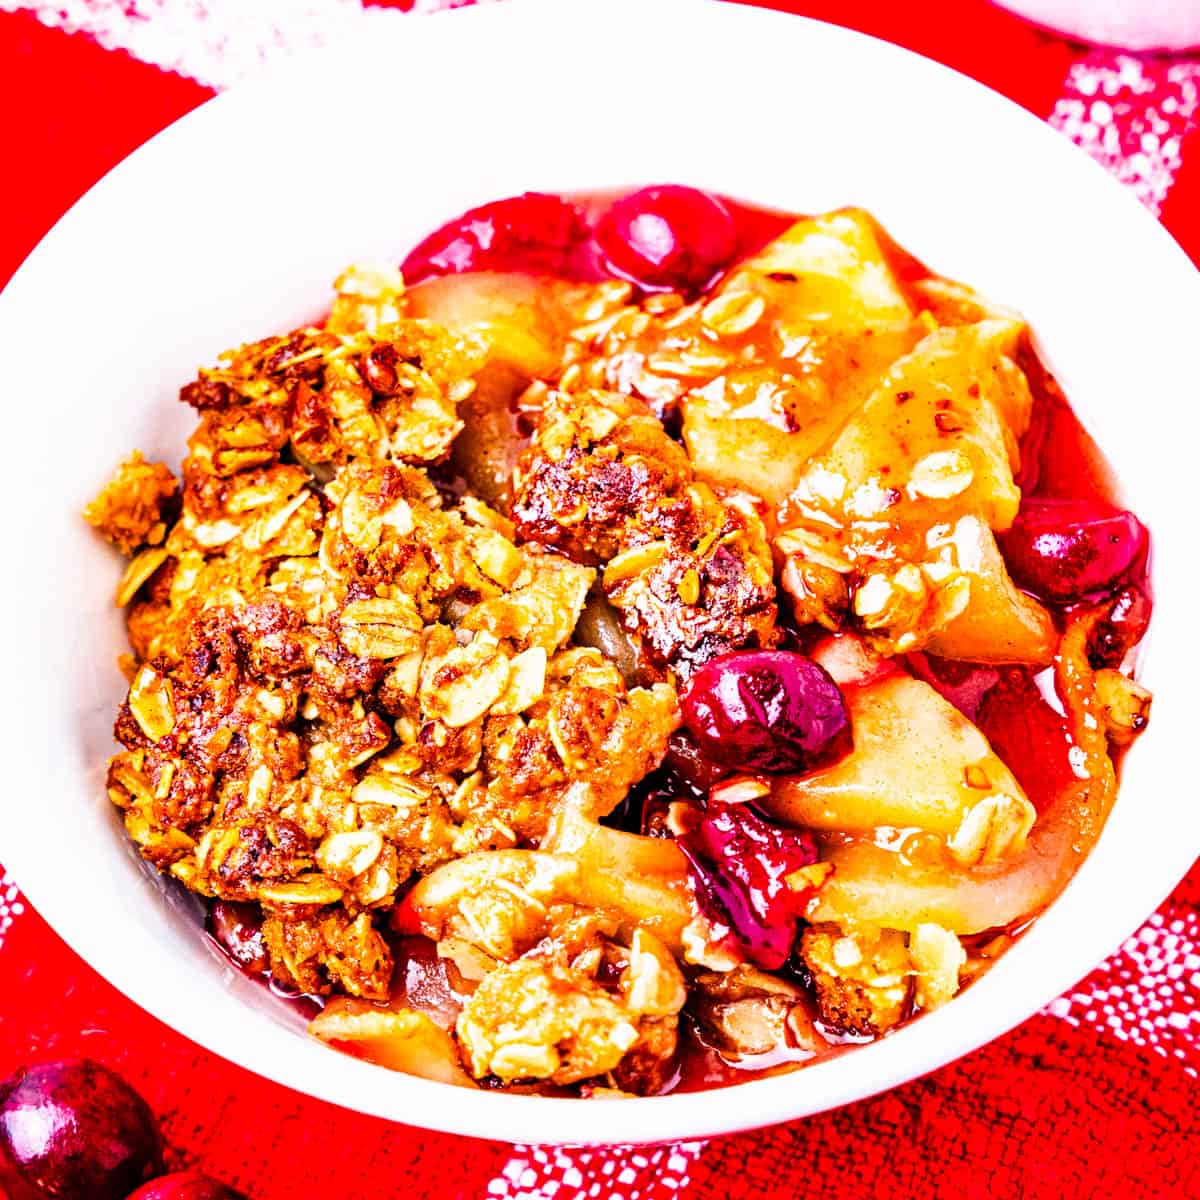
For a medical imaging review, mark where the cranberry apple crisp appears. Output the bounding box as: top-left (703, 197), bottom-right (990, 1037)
top-left (85, 187), bottom-right (1152, 1094)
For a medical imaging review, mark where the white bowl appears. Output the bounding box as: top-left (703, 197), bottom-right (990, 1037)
top-left (993, 0), bottom-right (1200, 50)
top-left (0, 0), bottom-right (1197, 1147)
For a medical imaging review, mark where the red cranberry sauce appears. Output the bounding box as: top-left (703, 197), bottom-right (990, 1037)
top-left (397, 185), bottom-right (1151, 1089)
top-left (400, 185), bottom-right (1149, 605)
top-left (205, 188), bottom-right (1155, 1094)
top-left (400, 186), bottom-right (792, 292)
top-left (206, 901), bottom-right (324, 1020)
top-left (206, 903), bottom-right (465, 1032)
top-left (681, 650), bottom-right (852, 776)
top-left (401, 193), bottom-right (595, 284)
top-left (681, 801), bottom-right (821, 969)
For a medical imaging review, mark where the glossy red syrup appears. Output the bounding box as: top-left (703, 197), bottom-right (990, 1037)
top-left (401, 187), bottom-right (793, 292)
top-left (206, 187), bottom-right (1150, 1094)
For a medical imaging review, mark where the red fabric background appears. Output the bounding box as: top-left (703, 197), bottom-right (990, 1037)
top-left (1, 3), bottom-right (1197, 1198)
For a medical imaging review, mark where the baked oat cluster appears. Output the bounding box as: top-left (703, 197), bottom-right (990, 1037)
top-left (86, 190), bottom-right (1152, 1095)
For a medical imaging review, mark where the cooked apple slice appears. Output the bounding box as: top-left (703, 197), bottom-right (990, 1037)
top-left (683, 394), bottom-right (811, 510)
top-left (677, 210), bottom-right (916, 503)
top-left (678, 209), bottom-right (927, 506)
top-left (682, 325), bottom-right (919, 507)
top-left (816, 608), bottom-right (1118, 935)
top-left (807, 630), bottom-right (901, 688)
top-left (765, 672), bottom-right (1035, 861)
top-left (398, 814), bottom-right (696, 958)
top-left (544, 806), bottom-right (695, 950)
top-left (407, 270), bottom-right (581, 377)
top-left (395, 849), bottom-right (580, 944)
top-left (808, 759), bottom-right (1108, 934)
top-left (789, 319), bottom-right (1032, 537)
top-left (309, 1002), bottom-right (477, 1086)
top-left (907, 274), bottom-right (1022, 328)
top-left (407, 272), bottom-right (586, 508)
top-left (722, 208), bottom-right (915, 327)
top-left (923, 515), bottom-right (1055, 665)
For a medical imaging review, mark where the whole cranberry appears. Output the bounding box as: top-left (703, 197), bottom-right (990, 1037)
top-left (595, 185), bottom-right (739, 292)
top-left (126, 1172), bottom-right (247, 1200)
top-left (998, 498), bottom-right (1147, 603)
top-left (0, 1060), bottom-right (161, 1200)
top-left (1089, 584), bottom-right (1153, 668)
top-left (400, 192), bottom-right (590, 282)
top-left (681, 802), bottom-right (821, 969)
top-left (681, 650), bottom-right (851, 775)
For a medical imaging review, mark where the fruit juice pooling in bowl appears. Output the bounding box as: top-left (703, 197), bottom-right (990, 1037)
top-left (90, 186), bottom-right (1150, 1096)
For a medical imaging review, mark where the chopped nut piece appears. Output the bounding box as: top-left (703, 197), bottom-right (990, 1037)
top-left (680, 915), bottom-right (742, 971)
top-left (467, 527), bottom-right (524, 587)
top-left (491, 646), bottom-right (548, 716)
top-left (709, 776), bottom-right (771, 806)
top-left (853, 564), bottom-right (928, 631)
top-left (910, 923), bottom-right (966, 1012)
top-left (622, 929), bottom-right (687, 1018)
top-left (780, 557), bottom-right (848, 631)
top-left (127, 666), bottom-right (176, 743)
top-left (338, 597), bottom-right (424, 659)
top-left (419, 633), bottom-right (511, 728)
top-left (947, 791), bottom-right (1036, 866)
top-left (115, 547), bottom-right (171, 608)
top-left (907, 449), bottom-right (975, 499)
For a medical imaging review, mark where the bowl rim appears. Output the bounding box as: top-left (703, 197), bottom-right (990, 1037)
top-left (1, 0), bottom-right (1198, 1147)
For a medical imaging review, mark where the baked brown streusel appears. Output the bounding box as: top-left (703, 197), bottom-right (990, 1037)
top-left (93, 272), bottom-right (679, 1006)
top-left (88, 193), bottom-right (1153, 1096)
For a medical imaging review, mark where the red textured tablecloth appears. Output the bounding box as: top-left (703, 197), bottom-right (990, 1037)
top-left (1, 2), bottom-right (1198, 1196)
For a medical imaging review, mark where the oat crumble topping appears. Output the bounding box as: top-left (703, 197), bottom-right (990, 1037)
top-left (86, 199), bottom-right (1151, 1095)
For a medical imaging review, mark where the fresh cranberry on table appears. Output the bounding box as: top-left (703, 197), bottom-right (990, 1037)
top-left (998, 498), bottom-right (1147, 603)
top-left (682, 801), bottom-right (821, 969)
top-left (126, 1171), bottom-right (247, 1200)
top-left (595, 185), bottom-right (739, 292)
top-left (399, 192), bottom-right (590, 282)
top-left (681, 649), bottom-right (851, 775)
top-left (0, 1060), bottom-right (161, 1200)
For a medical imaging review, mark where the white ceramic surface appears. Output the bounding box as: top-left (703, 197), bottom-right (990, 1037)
top-left (993, 0), bottom-right (1200, 50)
top-left (0, 0), bottom-right (1198, 1147)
